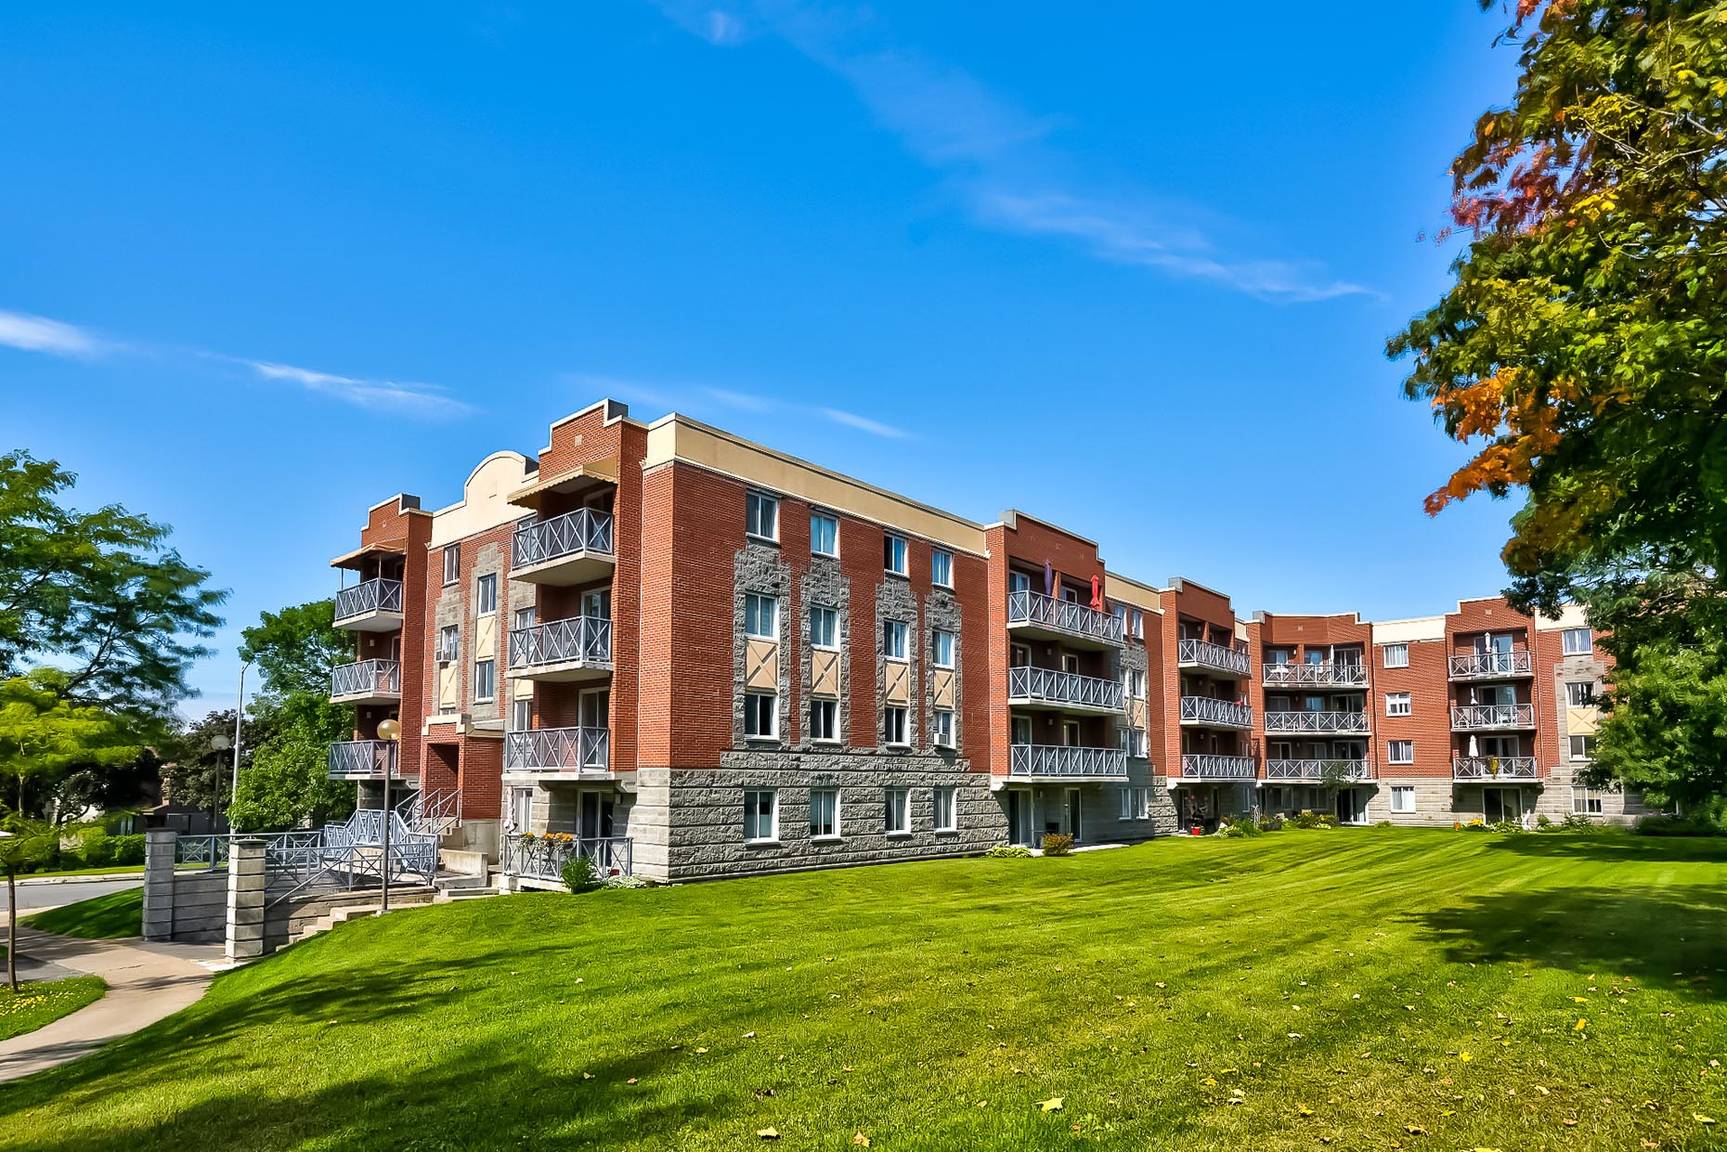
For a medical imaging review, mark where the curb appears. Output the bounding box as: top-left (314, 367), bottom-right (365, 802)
top-left (14, 873), bottom-right (145, 887)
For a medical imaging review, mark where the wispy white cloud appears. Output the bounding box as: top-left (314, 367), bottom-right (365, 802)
top-left (236, 358), bottom-right (474, 418)
top-left (702, 385), bottom-right (777, 412)
top-left (819, 406), bottom-right (908, 439)
top-left (565, 371), bottom-right (913, 439)
top-left (0, 309), bottom-right (107, 357)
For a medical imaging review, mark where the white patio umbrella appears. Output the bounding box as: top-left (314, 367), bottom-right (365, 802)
top-left (1468, 734), bottom-right (1479, 757)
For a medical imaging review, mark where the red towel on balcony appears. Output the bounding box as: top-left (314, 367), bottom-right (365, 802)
top-left (1090, 575), bottom-right (1102, 611)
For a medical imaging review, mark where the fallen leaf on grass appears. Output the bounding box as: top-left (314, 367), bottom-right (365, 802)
top-left (1038, 1097), bottom-right (1064, 1113)
top-left (756, 1128), bottom-right (779, 1140)
top-left (743, 1031), bottom-right (757, 1039)
top-left (626, 1078), bottom-right (638, 1085)
top-left (1296, 1104), bottom-right (1314, 1117)
top-left (853, 1135), bottom-right (870, 1147)
top-left (1697, 1114), bottom-right (1718, 1125)
top-left (1574, 1018), bottom-right (1588, 1032)
top-left (695, 1047), bottom-right (709, 1054)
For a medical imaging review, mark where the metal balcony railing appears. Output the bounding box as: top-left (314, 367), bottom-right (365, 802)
top-left (1263, 710), bottom-right (1371, 734)
top-left (1006, 665), bottom-right (1125, 711)
top-left (502, 834), bottom-right (633, 881)
top-left (508, 616), bottom-right (613, 670)
top-left (334, 578), bottom-right (403, 623)
top-left (1177, 638), bottom-right (1251, 677)
top-left (512, 508), bottom-right (615, 570)
top-left (1265, 758), bottom-right (1375, 782)
top-left (1006, 590), bottom-right (1125, 645)
top-left (1008, 744), bottom-right (1128, 778)
top-left (1177, 753), bottom-right (1257, 780)
top-left (1449, 649), bottom-right (1533, 678)
top-left (328, 739), bottom-right (399, 778)
top-left (1451, 703), bottom-right (1535, 730)
top-left (330, 659), bottom-right (401, 699)
top-left (1262, 662), bottom-right (1368, 688)
top-left (1178, 696), bottom-right (1253, 728)
top-left (1452, 755), bottom-right (1539, 781)
top-left (505, 726), bottom-right (610, 772)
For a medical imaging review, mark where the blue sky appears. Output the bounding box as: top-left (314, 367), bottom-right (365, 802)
top-left (1, 3), bottom-right (1523, 714)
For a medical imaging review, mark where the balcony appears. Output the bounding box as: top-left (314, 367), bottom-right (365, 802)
top-left (1453, 755), bottom-right (1540, 781)
top-left (328, 739), bottom-right (407, 780)
top-left (1262, 662), bottom-right (1368, 689)
top-left (1176, 753), bottom-right (1257, 781)
top-left (511, 509), bottom-right (616, 586)
top-left (1178, 638), bottom-right (1250, 679)
top-left (1263, 710), bottom-right (1371, 735)
top-left (1008, 744), bottom-right (1128, 780)
top-left (1265, 758), bottom-right (1375, 783)
top-left (504, 726), bottom-right (611, 775)
top-left (333, 578), bottom-right (404, 632)
top-left (330, 659), bottom-right (402, 706)
top-left (1451, 703), bottom-right (1535, 731)
top-left (1449, 649), bottom-right (1534, 680)
top-left (1006, 590), bottom-right (1124, 650)
top-left (1178, 696), bottom-right (1253, 730)
top-left (508, 616), bottom-right (614, 682)
top-left (1006, 666), bottom-right (1125, 715)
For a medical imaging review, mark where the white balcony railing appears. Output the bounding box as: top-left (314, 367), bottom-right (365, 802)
top-left (1178, 638), bottom-right (1251, 677)
top-left (1449, 650), bottom-right (1533, 679)
top-left (1452, 755), bottom-right (1539, 781)
top-left (328, 739), bottom-right (398, 778)
top-left (1265, 758), bottom-right (1375, 782)
top-left (512, 508), bottom-right (615, 570)
top-left (1006, 666), bottom-right (1125, 712)
top-left (1178, 696), bottom-right (1253, 728)
top-left (1262, 662), bottom-right (1368, 688)
top-left (334, 578), bottom-right (403, 623)
top-left (505, 726), bottom-right (610, 772)
top-left (1451, 703), bottom-right (1535, 730)
top-left (1263, 710), bottom-right (1371, 734)
top-left (1006, 590), bottom-right (1124, 645)
top-left (1177, 753), bottom-right (1257, 780)
top-left (330, 659), bottom-right (401, 700)
top-left (1008, 744), bottom-right (1128, 778)
top-left (508, 616), bottom-right (613, 671)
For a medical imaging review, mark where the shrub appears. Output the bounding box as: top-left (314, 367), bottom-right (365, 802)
top-left (1634, 813), bottom-right (1725, 837)
top-left (1041, 833), bottom-right (1074, 857)
top-left (1558, 813), bottom-right (1606, 833)
top-left (983, 845), bottom-right (1033, 859)
top-left (1536, 814), bottom-right (1553, 828)
top-left (1317, 813), bottom-right (1340, 829)
top-left (561, 855), bottom-right (601, 893)
top-left (604, 873), bottom-right (649, 889)
top-left (110, 834), bottom-right (146, 865)
top-left (1374, 820), bottom-right (1394, 829)
top-left (1220, 814), bottom-right (1263, 837)
top-left (1257, 815), bottom-right (1285, 832)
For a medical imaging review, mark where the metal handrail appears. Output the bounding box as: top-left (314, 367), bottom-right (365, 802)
top-left (173, 835), bottom-right (230, 869)
top-left (1262, 662), bottom-right (1368, 687)
top-left (1265, 758), bottom-right (1375, 781)
top-left (1450, 703), bottom-right (1535, 730)
top-left (1452, 755), bottom-right (1539, 780)
top-left (502, 834), bottom-right (634, 881)
top-left (328, 739), bottom-right (398, 777)
top-left (1263, 710), bottom-right (1371, 733)
top-left (1177, 638), bottom-right (1251, 677)
top-left (1008, 744), bottom-right (1128, 778)
top-left (1006, 665), bottom-right (1125, 711)
top-left (1177, 753), bottom-right (1257, 779)
top-left (1449, 650), bottom-right (1533, 678)
top-left (509, 616), bottom-right (612, 669)
top-left (1178, 696), bottom-right (1253, 728)
top-left (1006, 590), bottom-right (1124, 644)
top-left (505, 726), bottom-right (610, 771)
top-left (512, 508), bottom-right (615, 569)
top-left (334, 578), bottom-right (403, 622)
top-left (330, 659), bottom-right (401, 699)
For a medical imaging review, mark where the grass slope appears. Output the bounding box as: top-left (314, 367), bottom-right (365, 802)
top-left (21, 888), bottom-right (142, 939)
top-left (0, 976), bottom-right (105, 1043)
top-left (0, 829), bottom-right (1723, 1151)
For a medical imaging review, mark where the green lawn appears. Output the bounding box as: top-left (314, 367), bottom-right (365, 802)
top-left (20, 888), bottom-right (142, 939)
top-left (0, 976), bottom-right (106, 1043)
top-left (0, 828), bottom-right (1723, 1151)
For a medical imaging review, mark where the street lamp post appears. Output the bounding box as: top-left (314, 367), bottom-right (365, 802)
top-left (375, 718), bottom-right (402, 914)
top-left (230, 660), bottom-right (252, 806)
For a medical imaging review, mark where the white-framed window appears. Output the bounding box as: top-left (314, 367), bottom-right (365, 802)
top-left (931, 549), bottom-right (953, 588)
top-left (1391, 786), bottom-right (1416, 813)
top-left (443, 544), bottom-right (460, 585)
top-left (744, 691), bottom-right (777, 739)
top-left (884, 706), bottom-right (908, 746)
top-left (746, 491), bottom-right (779, 541)
top-left (809, 605), bottom-right (839, 649)
top-left (476, 573), bottom-right (498, 615)
top-left (437, 625), bottom-right (460, 664)
top-left (745, 593), bottom-right (778, 640)
top-left (1571, 786), bottom-right (1604, 815)
top-left (1383, 643), bottom-right (1409, 669)
top-left (884, 533), bottom-right (908, 577)
top-left (931, 629), bottom-right (955, 668)
top-left (933, 787), bottom-right (957, 832)
top-left (744, 789), bottom-right (778, 842)
top-left (810, 788), bottom-right (840, 838)
top-left (1118, 786), bottom-right (1149, 820)
top-left (932, 709), bottom-right (954, 748)
top-left (810, 512), bottom-right (838, 557)
top-left (809, 698), bottom-right (838, 742)
top-left (509, 697), bottom-right (532, 732)
top-left (513, 606), bottom-right (536, 632)
top-left (1118, 728), bottom-right (1146, 757)
top-left (1561, 627), bottom-right (1593, 656)
top-left (1565, 681), bottom-right (1596, 707)
top-left (1131, 610), bottom-right (1144, 639)
top-left (882, 619), bottom-right (908, 660)
top-left (473, 658), bottom-right (495, 702)
top-left (1569, 733), bottom-right (1596, 761)
top-left (1387, 739), bottom-right (1414, 764)
top-left (1385, 692), bottom-right (1412, 717)
top-left (1126, 669), bottom-right (1146, 699)
top-left (884, 787), bottom-right (910, 834)
top-left (508, 787), bottom-right (532, 833)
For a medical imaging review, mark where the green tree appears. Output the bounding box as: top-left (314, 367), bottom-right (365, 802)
top-left (228, 723), bottom-right (354, 831)
top-left (0, 671), bottom-right (137, 817)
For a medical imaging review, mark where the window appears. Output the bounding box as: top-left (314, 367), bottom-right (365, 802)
top-left (746, 491), bottom-right (778, 541)
top-left (473, 659), bottom-right (496, 702)
top-left (744, 691), bottom-right (777, 739)
top-left (1118, 728), bottom-right (1146, 757)
top-left (932, 709), bottom-right (954, 748)
top-left (476, 573), bottom-right (498, 615)
top-left (884, 788), bottom-right (910, 834)
top-left (1011, 715), bottom-right (1032, 744)
top-left (810, 788), bottom-right (839, 838)
top-left (932, 630), bottom-right (955, 668)
top-left (1118, 786), bottom-right (1149, 820)
top-left (809, 698), bottom-right (838, 742)
top-left (1391, 786), bottom-right (1416, 813)
top-left (745, 593), bottom-right (778, 640)
top-left (437, 625), bottom-right (459, 664)
top-left (1010, 643), bottom-right (1030, 668)
top-left (1385, 692), bottom-right (1412, 717)
top-left (1383, 643), bottom-right (1409, 669)
top-left (442, 544), bottom-right (460, 585)
top-left (884, 706), bottom-right (909, 746)
top-left (1561, 627), bottom-right (1594, 656)
top-left (508, 787), bottom-right (532, 833)
top-left (1126, 669), bottom-right (1146, 699)
top-left (810, 605), bottom-right (838, 649)
top-left (1131, 610), bottom-right (1144, 639)
top-left (513, 606), bottom-right (536, 632)
top-left (744, 789), bottom-right (778, 842)
top-left (882, 619), bottom-right (908, 660)
top-left (810, 513), bottom-right (838, 557)
top-left (1565, 681), bottom-right (1596, 707)
top-left (931, 549), bottom-right (953, 587)
top-left (1571, 786), bottom-right (1604, 815)
top-left (1569, 733), bottom-right (1596, 761)
top-left (1387, 739), bottom-right (1415, 764)
top-left (933, 787), bottom-right (957, 832)
top-left (884, 533), bottom-right (908, 576)
top-left (509, 698), bottom-right (532, 732)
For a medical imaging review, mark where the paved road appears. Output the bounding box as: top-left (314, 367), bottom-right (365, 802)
top-left (1, 878), bottom-right (142, 915)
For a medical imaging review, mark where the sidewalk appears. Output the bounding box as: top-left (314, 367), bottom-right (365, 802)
top-left (0, 928), bottom-right (225, 1083)
top-left (14, 871), bottom-right (145, 887)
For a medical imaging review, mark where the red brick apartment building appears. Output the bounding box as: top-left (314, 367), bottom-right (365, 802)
top-left (325, 399), bottom-right (1644, 887)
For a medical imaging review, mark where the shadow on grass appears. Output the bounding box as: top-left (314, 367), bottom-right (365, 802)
top-left (1402, 884), bottom-right (1727, 1000)
top-left (1480, 831), bottom-right (1727, 864)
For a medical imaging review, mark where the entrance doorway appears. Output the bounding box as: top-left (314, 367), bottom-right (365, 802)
top-left (1483, 786), bottom-right (1525, 824)
top-left (1066, 788), bottom-right (1083, 843)
top-left (579, 791), bottom-right (615, 839)
top-left (1007, 790), bottom-right (1033, 847)
top-left (1334, 787), bottom-right (1368, 825)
